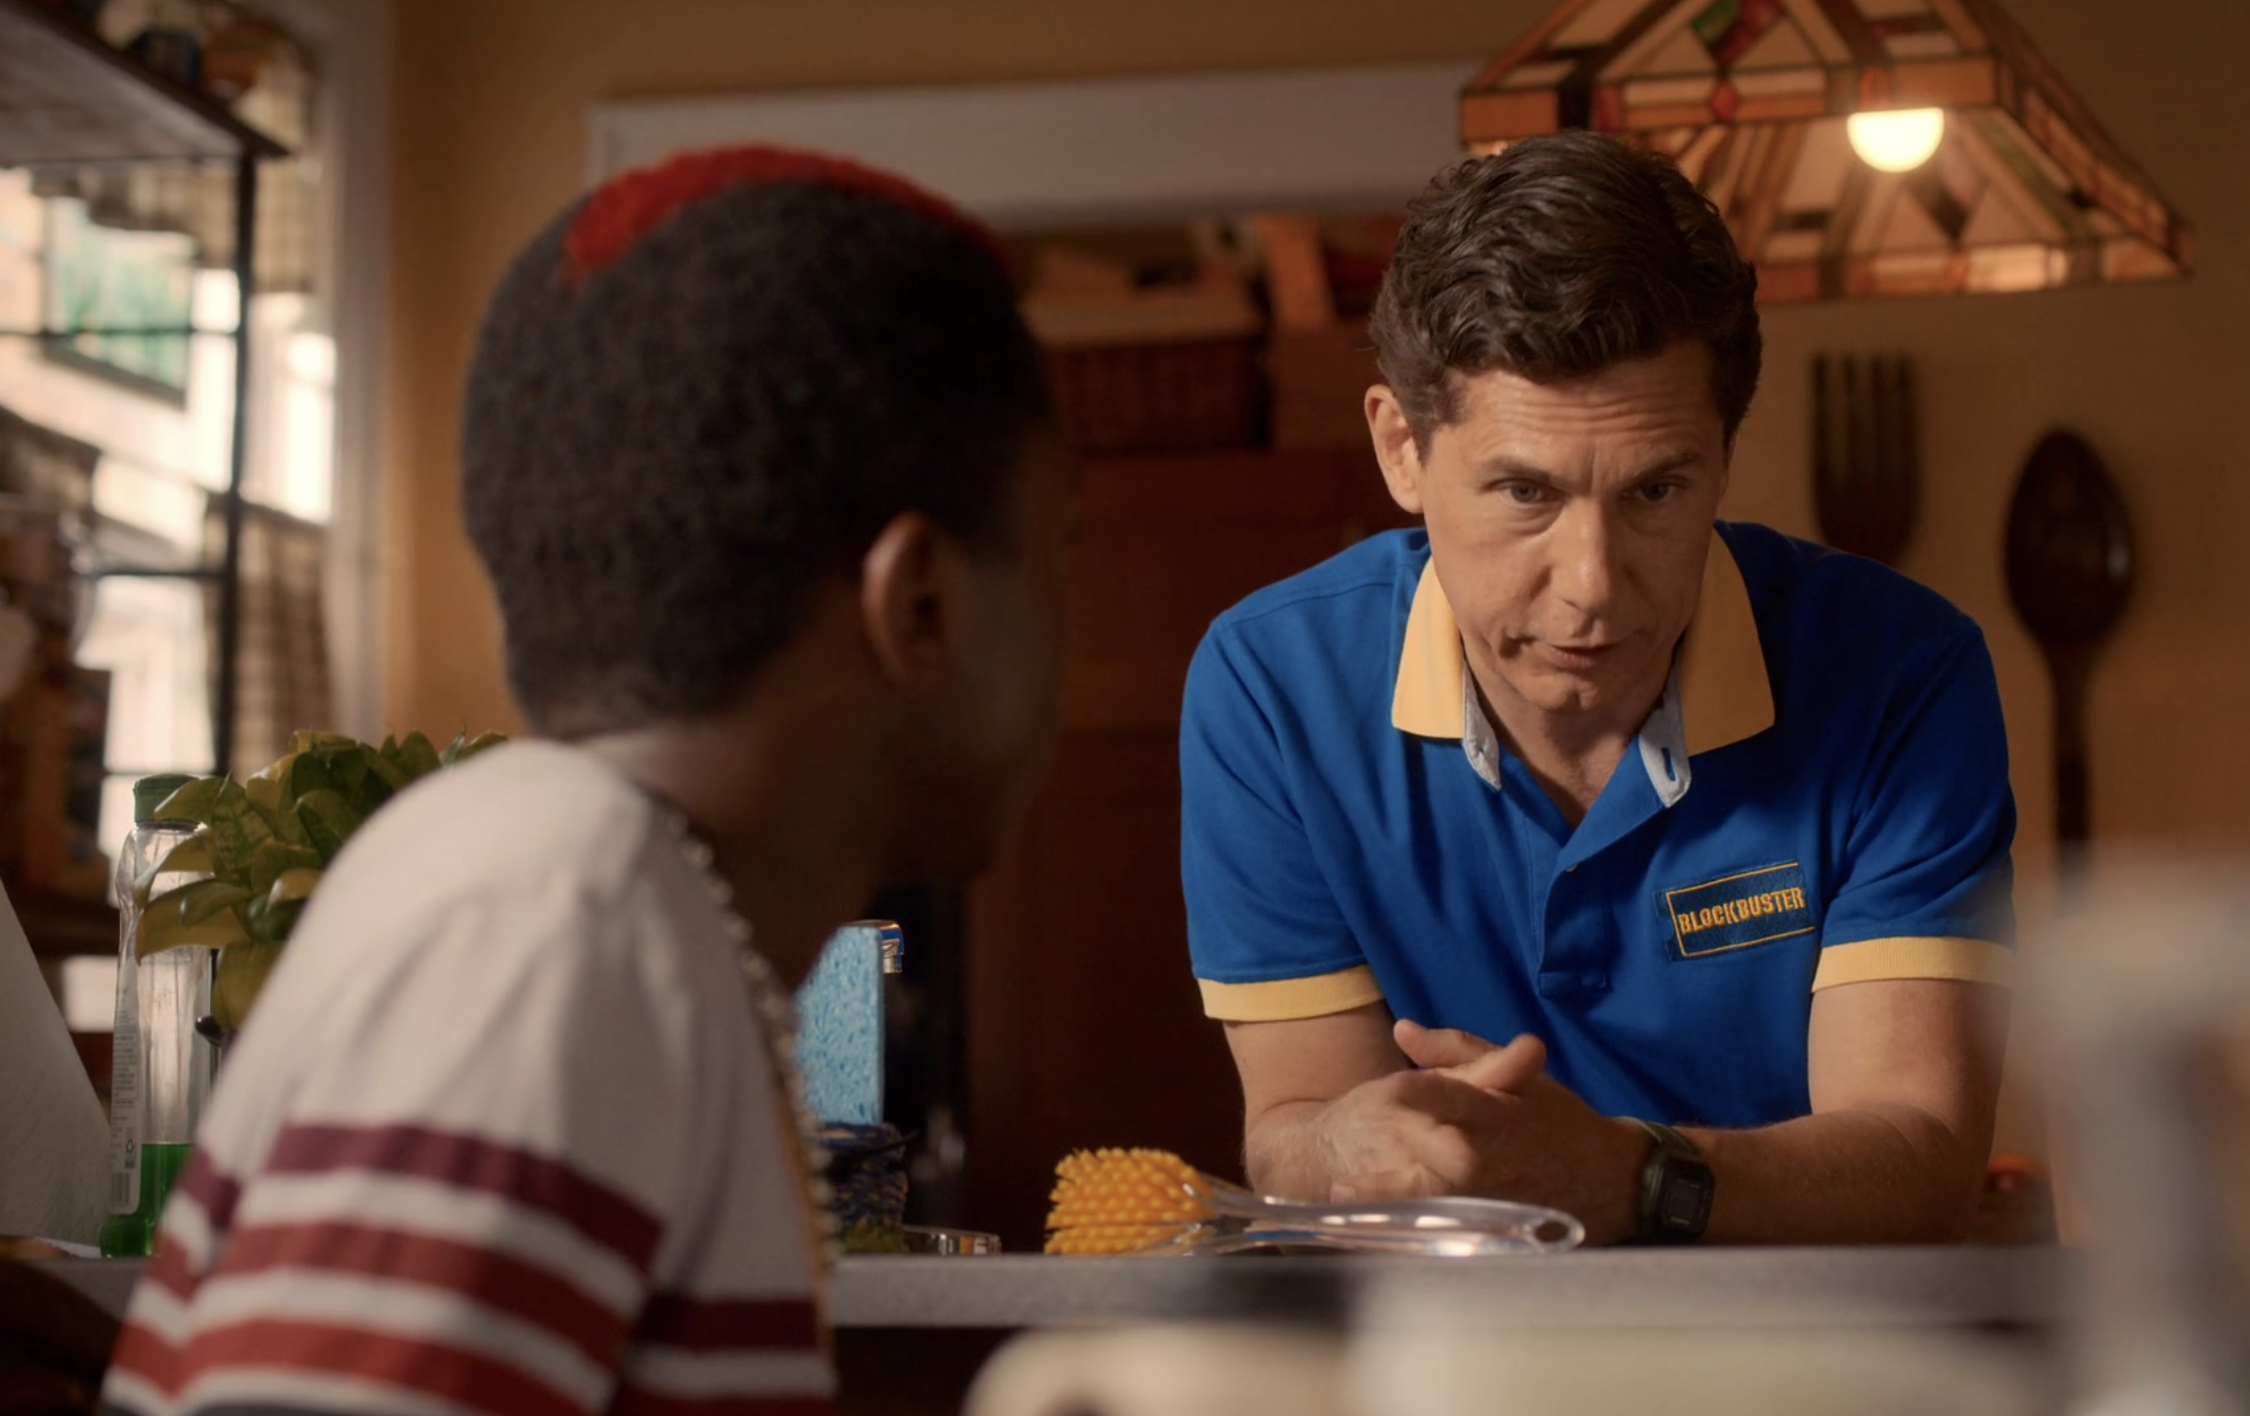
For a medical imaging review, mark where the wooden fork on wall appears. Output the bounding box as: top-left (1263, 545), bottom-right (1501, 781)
top-left (1811, 352), bottom-right (1919, 567)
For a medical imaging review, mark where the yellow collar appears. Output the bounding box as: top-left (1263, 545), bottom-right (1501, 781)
top-left (1390, 531), bottom-right (1773, 756)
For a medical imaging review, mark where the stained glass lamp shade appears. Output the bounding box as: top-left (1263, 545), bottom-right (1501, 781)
top-left (1461, 0), bottom-right (2191, 301)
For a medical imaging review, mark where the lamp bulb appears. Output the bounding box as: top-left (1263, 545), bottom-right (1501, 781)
top-left (1847, 108), bottom-right (1946, 173)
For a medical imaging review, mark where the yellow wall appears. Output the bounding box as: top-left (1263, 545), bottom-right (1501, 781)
top-left (386, 0), bottom-right (2250, 882)
top-left (383, 0), bottom-right (1517, 739)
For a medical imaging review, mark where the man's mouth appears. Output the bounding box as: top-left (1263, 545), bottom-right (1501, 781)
top-left (1535, 641), bottom-right (1621, 672)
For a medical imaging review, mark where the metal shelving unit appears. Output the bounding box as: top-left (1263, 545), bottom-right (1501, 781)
top-left (0, 0), bottom-right (289, 780)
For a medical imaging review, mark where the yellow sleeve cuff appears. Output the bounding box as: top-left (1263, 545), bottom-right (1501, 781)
top-left (1811, 936), bottom-right (2015, 992)
top-left (1198, 965), bottom-right (1384, 1021)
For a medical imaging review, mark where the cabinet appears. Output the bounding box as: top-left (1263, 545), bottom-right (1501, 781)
top-left (0, 0), bottom-right (289, 1063)
top-left (962, 444), bottom-right (1417, 1249)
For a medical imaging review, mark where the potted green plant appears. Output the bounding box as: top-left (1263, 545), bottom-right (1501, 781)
top-left (133, 729), bottom-right (503, 1031)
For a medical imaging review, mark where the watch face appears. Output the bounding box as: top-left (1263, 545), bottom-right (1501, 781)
top-left (1660, 1182), bottom-right (1708, 1230)
top-left (1636, 1122), bottom-right (1713, 1242)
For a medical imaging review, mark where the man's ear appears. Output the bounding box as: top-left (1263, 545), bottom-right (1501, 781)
top-left (859, 511), bottom-right (957, 687)
top-left (1366, 385), bottom-right (1427, 516)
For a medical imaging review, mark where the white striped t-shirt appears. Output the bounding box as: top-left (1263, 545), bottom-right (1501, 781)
top-left (102, 742), bottom-right (833, 1416)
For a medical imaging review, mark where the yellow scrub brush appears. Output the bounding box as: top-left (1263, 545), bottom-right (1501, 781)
top-left (1045, 1148), bottom-right (1584, 1256)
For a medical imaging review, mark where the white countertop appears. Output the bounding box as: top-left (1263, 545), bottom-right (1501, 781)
top-left (827, 1246), bottom-right (2062, 1330)
top-left (45, 1245), bottom-right (2063, 1332)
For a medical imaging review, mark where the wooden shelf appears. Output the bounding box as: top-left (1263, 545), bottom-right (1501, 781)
top-left (0, 0), bottom-right (285, 166)
top-left (0, 0), bottom-right (290, 781)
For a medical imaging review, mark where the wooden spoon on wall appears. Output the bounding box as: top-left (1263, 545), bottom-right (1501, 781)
top-left (2003, 430), bottom-right (2136, 848)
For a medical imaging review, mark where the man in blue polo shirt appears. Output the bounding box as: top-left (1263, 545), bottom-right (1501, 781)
top-left (1181, 132), bottom-right (2014, 1245)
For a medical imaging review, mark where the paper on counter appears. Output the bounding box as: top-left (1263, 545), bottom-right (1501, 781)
top-left (0, 879), bottom-right (110, 1245)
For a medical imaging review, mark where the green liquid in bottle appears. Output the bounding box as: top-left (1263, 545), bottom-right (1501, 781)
top-left (98, 1141), bottom-right (196, 1258)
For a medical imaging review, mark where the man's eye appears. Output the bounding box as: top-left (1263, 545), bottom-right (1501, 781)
top-left (1502, 483), bottom-right (1549, 504)
top-left (1636, 482), bottom-right (1681, 505)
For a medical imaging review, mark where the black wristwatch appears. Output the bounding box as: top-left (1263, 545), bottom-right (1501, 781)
top-left (1628, 1118), bottom-right (1713, 1244)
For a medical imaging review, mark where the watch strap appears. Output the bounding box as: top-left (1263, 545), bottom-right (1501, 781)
top-left (1628, 1116), bottom-right (1713, 1244)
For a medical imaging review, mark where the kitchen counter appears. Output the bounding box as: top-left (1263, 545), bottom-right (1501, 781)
top-left (827, 1245), bottom-right (2061, 1331)
top-left (820, 1247), bottom-right (2063, 1412)
top-left (41, 1248), bottom-right (2064, 1414)
top-left (48, 1244), bottom-right (2061, 1330)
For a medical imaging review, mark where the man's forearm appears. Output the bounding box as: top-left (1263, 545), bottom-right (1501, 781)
top-left (1251, 1096), bottom-right (1987, 1242)
top-left (1686, 1101), bottom-right (1990, 1244)
top-left (1240, 1004), bottom-right (1993, 1243)
top-left (1243, 1099), bottom-right (1343, 1201)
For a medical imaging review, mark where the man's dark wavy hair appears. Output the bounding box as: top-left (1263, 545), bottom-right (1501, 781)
top-left (1369, 131), bottom-right (1761, 449)
top-left (461, 147), bottom-right (1051, 734)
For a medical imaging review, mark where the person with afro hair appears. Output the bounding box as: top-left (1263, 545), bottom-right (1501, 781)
top-left (103, 146), bottom-right (1074, 1416)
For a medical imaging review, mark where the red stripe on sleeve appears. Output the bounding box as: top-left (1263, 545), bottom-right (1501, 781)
top-left (170, 1319), bottom-right (591, 1416)
top-left (175, 1149), bottom-right (244, 1233)
top-left (211, 1220), bottom-right (633, 1368)
top-left (264, 1122), bottom-right (662, 1269)
top-left (141, 1234), bottom-right (196, 1300)
top-left (108, 1319), bottom-right (183, 1394)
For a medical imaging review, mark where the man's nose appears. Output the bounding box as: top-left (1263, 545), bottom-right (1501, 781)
top-left (1550, 503), bottom-right (1621, 616)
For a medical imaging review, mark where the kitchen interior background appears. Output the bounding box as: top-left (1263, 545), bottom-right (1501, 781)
top-left (4, 0), bottom-right (2242, 1250)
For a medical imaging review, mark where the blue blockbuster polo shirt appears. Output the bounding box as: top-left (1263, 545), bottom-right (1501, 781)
top-left (1180, 521), bottom-right (2015, 1128)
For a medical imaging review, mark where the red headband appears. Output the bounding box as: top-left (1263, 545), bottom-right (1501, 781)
top-left (562, 145), bottom-right (1007, 288)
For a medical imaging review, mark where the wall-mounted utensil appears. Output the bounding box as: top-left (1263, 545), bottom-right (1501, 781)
top-left (2002, 430), bottom-right (2135, 848)
top-left (1811, 352), bottom-right (1919, 566)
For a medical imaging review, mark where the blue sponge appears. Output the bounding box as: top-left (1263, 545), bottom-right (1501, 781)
top-left (793, 920), bottom-right (902, 1125)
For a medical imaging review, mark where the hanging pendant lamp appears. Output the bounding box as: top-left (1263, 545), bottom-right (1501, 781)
top-left (1460, 0), bottom-right (2191, 301)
